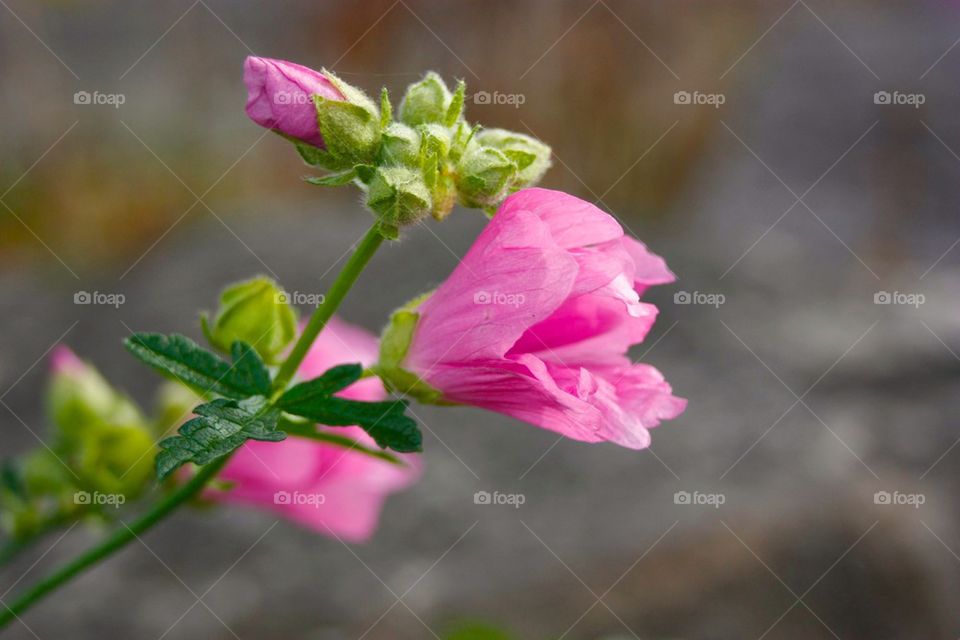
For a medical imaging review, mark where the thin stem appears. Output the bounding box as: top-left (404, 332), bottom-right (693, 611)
top-left (0, 456), bottom-right (229, 629)
top-left (0, 222), bottom-right (387, 630)
top-left (272, 224), bottom-right (384, 393)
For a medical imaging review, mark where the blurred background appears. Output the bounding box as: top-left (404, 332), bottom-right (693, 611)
top-left (2, 0), bottom-right (960, 638)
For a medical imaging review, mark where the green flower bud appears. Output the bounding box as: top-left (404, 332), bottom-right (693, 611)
top-left (201, 276), bottom-right (298, 364)
top-left (366, 166), bottom-right (433, 238)
top-left (310, 71), bottom-right (382, 170)
top-left (454, 144), bottom-right (517, 209)
top-left (399, 72), bottom-right (452, 126)
top-left (46, 349), bottom-right (155, 498)
top-left (476, 129), bottom-right (551, 189)
top-left (380, 122), bottom-right (421, 166)
top-left (419, 123), bottom-right (452, 159)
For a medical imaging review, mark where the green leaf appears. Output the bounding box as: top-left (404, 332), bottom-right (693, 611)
top-left (124, 333), bottom-right (270, 400)
top-left (228, 342), bottom-right (272, 397)
top-left (277, 364), bottom-right (362, 405)
top-left (280, 416), bottom-right (404, 466)
top-left (155, 397), bottom-right (284, 481)
top-left (278, 366), bottom-right (422, 453)
top-left (304, 170), bottom-right (357, 186)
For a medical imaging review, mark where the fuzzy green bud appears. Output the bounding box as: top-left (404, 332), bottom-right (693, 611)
top-left (201, 277), bottom-right (298, 364)
top-left (380, 122), bottom-right (421, 166)
top-left (476, 129), bottom-right (552, 189)
top-left (367, 166), bottom-right (433, 238)
top-left (454, 144), bottom-right (517, 209)
top-left (309, 71), bottom-right (382, 170)
top-left (399, 72), bottom-right (452, 126)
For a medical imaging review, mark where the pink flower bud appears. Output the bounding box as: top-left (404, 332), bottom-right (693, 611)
top-left (243, 56), bottom-right (345, 148)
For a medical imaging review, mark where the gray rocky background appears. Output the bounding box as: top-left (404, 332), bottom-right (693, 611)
top-left (1, 1), bottom-right (959, 638)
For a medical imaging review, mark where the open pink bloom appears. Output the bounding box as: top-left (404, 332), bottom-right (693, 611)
top-left (218, 317), bottom-right (420, 542)
top-left (243, 56), bottom-right (344, 147)
top-left (399, 188), bottom-right (686, 449)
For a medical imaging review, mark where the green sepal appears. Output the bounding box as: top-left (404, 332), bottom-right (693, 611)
top-left (444, 79), bottom-right (466, 127)
top-left (380, 87), bottom-right (392, 128)
top-left (313, 93), bottom-right (381, 170)
top-left (373, 297), bottom-right (447, 405)
top-left (304, 170), bottom-right (357, 186)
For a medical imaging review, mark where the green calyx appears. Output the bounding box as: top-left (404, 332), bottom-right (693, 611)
top-left (297, 71), bottom-right (551, 236)
top-left (200, 276), bottom-right (298, 365)
top-left (373, 294), bottom-right (447, 405)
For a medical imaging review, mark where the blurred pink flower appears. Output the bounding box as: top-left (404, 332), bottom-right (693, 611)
top-left (218, 317), bottom-right (420, 542)
top-left (243, 56), bottom-right (344, 147)
top-left (399, 188), bottom-right (686, 449)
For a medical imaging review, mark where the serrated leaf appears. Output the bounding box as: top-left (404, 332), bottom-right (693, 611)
top-left (155, 398), bottom-right (284, 481)
top-left (304, 170), bottom-right (357, 186)
top-left (229, 342), bottom-right (272, 396)
top-left (277, 364), bottom-right (362, 406)
top-left (277, 366), bottom-right (422, 453)
top-left (124, 333), bottom-right (269, 400)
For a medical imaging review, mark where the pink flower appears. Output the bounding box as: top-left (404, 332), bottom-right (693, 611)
top-left (387, 188), bottom-right (685, 449)
top-left (218, 317), bottom-right (420, 542)
top-left (243, 56), bottom-right (344, 147)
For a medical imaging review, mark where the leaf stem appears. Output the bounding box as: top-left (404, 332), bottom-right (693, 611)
top-left (272, 224), bottom-right (384, 394)
top-left (0, 455), bottom-right (229, 629)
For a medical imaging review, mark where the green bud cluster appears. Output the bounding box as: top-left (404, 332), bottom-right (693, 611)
top-left (297, 71), bottom-right (552, 238)
top-left (1, 355), bottom-right (157, 539)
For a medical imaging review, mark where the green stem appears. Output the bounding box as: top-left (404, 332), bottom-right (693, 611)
top-left (272, 224), bottom-right (384, 394)
top-left (0, 222), bottom-right (387, 630)
top-left (0, 456), bottom-right (229, 629)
